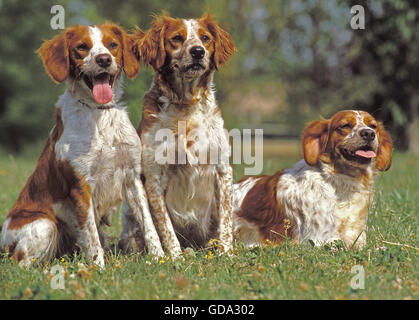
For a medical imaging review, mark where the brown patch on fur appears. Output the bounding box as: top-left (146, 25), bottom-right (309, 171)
top-left (6, 109), bottom-right (92, 231)
top-left (38, 32), bottom-right (70, 83)
top-left (238, 172), bottom-right (292, 243)
top-left (66, 168), bottom-right (91, 228)
top-left (375, 122), bottom-right (393, 171)
top-left (302, 119), bottom-right (330, 166)
top-left (8, 210), bottom-right (56, 230)
top-left (11, 250), bottom-right (25, 262)
top-left (138, 90), bottom-right (161, 135)
top-left (212, 106), bottom-right (221, 116)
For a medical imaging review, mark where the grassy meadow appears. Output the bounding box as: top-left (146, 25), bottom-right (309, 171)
top-left (0, 147), bottom-right (418, 300)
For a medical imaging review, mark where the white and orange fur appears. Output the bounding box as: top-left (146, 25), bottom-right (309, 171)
top-left (233, 110), bottom-right (393, 249)
top-left (0, 23), bottom-right (163, 267)
top-left (118, 14), bottom-right (236, 257)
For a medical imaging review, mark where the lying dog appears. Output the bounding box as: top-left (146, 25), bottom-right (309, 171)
top-left (1, 23), bottom-right (163, 267)
top-left (118, 13), bottom-right (236, 257)
top-left (233, 110), bottom-right (392, 249)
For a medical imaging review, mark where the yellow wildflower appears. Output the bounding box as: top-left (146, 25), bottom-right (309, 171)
top-left (205, 250), bottom-right (214, 259)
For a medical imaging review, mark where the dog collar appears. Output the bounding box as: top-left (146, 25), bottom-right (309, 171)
top-left (77, 99), bottom-right (115, 110)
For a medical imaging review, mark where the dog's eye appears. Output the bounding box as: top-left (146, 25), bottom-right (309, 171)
top-left (77, 43), bottom-right (89, 51)
top-left (172, 35), bottom-right (184, 42)
top-left (108, 42), bottom-right (118, 49)
top-left (369, 123), bottom-right (377, 129)
top-left (340, 123), bottom-right (352, 129)
top-left (201, 35), bottom-right (210, 42)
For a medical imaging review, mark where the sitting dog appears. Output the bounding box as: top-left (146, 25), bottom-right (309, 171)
top-left (233, 110), bottom-right (392, 249)
top-left (118, 13), bottom-right (236, 257)
top-left (1, 23), bottom-right (163, 267)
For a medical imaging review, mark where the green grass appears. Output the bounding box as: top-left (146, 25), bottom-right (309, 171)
top-left (0, 152), bottom-right (418, 300)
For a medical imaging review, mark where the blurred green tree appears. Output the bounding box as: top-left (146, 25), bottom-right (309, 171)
top-left (0, 0), bottom-right (70, 152)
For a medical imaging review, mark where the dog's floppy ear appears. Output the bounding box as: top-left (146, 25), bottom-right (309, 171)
top-left (38, 30), bottom-right (70, 83)
top-left (302, 119), bottom-right (330, 166)
top-left (200, 13), bottom-right (236, 69)
top-left (375, 122), bottom-right (393, 171)
top-left (136, 15), bottom-right (168, 71)
top-left (131, 26), bottom-right (145, 61)
top-left (109, 23), bottom-right (140, 79)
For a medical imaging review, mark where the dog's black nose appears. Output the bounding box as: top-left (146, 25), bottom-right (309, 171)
top-left (360, 128), bottom-right (376, 141)
top-left (95, 54), bottom-right (112, 68)
top-left (190, 46), bottom-right (205, 59)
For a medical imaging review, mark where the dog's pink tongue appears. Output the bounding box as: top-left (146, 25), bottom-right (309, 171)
top-left (355, 150), bottom-right (376, 158)
top-left (92, 74), bottom-right (112, 105)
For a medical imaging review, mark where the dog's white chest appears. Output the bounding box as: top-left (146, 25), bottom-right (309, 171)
top-left (148, 102), bottom-right (229, 165)
top-left (279, 160), bottom-right (372, 246)
top-left (55, 102), bottom-right (142, 220)
top-left (166, 165), bottom-right (217, 230)
top-left (332, 187), bottom-right (371, 246)
top-left (144, 100), bottom-right (228, 242)
top-left (279, 161), bottom-right (338, 243)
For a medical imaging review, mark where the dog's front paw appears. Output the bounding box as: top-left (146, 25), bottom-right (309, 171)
top-left (169, 245), bottom-right (183, 260)
top-left (89, 248), bottom-right (105, 268)
top-left (149, 244), bottom-right (165, 259)
top-left (94, 256), bottom-right (105, 269)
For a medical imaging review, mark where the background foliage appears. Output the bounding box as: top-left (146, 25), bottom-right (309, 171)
top-left (0, 0), bottom-right (418, 153)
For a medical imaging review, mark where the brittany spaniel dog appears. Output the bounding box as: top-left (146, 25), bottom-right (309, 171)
top-left (0, 23), bottom-right (164, 267)
top-left (118, 14), bottom-right (236, 257)
top-left (233, 110), bottom-right (392, 249)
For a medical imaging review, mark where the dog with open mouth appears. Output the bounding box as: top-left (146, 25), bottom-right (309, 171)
top-left (233, 110), bottom-right (393, 249)
top-left (117, 13), bottom-right (236, 257)
top-left (0, 23), bottom-right (164, 267)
